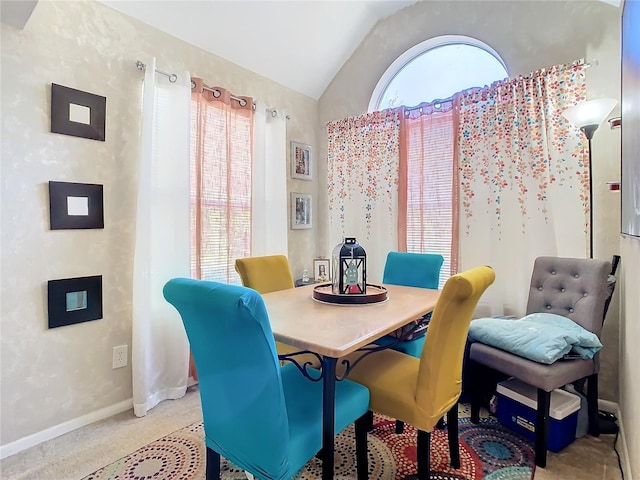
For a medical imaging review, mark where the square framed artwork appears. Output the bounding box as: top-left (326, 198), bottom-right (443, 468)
top-left (313, 258), bottom-right (330, 282)
top-left (291, 192), bottom-right (312, 229)
top-left (291, 141), bottom-right (312, 180)
top-left (49, 181), bottom-right (104, 230)
top-left (47, 275), bottom-right (103, 328)
top-left (51, 83), bottom-right (106, 141)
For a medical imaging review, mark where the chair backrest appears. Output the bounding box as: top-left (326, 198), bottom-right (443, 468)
top-left (416, 266), bottom-right (495, 425)
top-left (163, 278), bottom-right (292, 479)
top-left (235, 255), bottom-right (295, 294)
top-left (382, 252), bottom-right (444, 289)
top-left (602, 254), bottom-right (621, 323)
top-left (526, 256), bottom-right (611, 337)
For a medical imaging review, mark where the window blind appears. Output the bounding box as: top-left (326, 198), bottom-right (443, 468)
top-left (404, 109), bottom-right (455, 288)
top-left (190, 99), bottom-right (253, 284)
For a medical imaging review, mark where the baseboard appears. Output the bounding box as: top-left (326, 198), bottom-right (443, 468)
top-left (598, 399), bottom-right (633, 480)
top-left (0, 398), bottom-right (133, 460)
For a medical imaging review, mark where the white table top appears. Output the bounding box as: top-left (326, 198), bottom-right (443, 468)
top-left (262, 283), bottom-right (440, 358)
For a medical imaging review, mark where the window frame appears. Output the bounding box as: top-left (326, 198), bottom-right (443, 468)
top-left (368, 35), bottom-right (508, 112)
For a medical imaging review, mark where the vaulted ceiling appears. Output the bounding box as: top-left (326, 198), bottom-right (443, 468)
top-left (98, 0), bottom-right (417, 99)
top-left (3, 0), bottom-right (621, 100)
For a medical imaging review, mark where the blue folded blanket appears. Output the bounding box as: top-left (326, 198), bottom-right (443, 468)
top-left (468, 313), bottom-right (602, 364)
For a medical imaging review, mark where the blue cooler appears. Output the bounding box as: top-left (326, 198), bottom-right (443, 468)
top-left (496, 378), bottom-right (581, 452)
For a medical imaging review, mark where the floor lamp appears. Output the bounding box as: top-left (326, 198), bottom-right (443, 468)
top-left (561, 98), bottom-right (617, 258)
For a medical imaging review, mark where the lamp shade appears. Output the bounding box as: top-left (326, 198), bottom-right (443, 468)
top-left (562, 98), bottom-right (617, 128)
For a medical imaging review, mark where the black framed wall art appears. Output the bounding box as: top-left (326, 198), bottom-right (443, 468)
top-left (47, 275), bottom-right (103, 328)
top-left (49, 181), bottom-right (104, 230)
top-left (51, 83), bottom-right (106, 141)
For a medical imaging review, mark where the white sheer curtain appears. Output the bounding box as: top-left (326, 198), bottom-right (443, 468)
top-left (457, 63), bottom-right (588, 316)
top-left (252, 102), bottom-right (288, 256)
top-left (327, 110), bottom-right (401, 282)
top-left (132, 58), bottom-right (191, 417)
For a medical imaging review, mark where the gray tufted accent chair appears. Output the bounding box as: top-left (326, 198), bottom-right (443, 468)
top-left (468, 256), bottom-right (614, 468)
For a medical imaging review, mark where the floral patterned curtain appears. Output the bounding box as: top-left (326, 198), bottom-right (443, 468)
top-left (327, 109), bottom-right (401, 282)
top-left (457, 62), bottom-right (587, 315)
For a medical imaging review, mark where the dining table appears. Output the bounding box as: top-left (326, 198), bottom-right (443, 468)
top-left (261, 282), bottom-right (440, 480)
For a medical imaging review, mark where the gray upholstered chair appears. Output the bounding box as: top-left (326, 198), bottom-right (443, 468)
top-left (468, 256), bottom-right (617, 468)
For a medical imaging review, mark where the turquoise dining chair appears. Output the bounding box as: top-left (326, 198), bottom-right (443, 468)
top-left (235, 255), bottom-right (321, 369)
top-left (376, 251), bottom-right (444, 357)
top-left (163, 278), bottom-right (370, 480)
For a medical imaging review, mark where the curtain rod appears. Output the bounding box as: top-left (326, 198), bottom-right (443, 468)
top-left (189, 81), bottom-right (254, 109)
top-left (403, 98), bottom-right (454, 115)
top-left (135, 60), bottom-right (177, 82)
top-left (135, 60), bottom-right (254, 109)
top-left (266, 108), bottom-right (291, 120)
top-left (401, 58), bottom-right (596, 115)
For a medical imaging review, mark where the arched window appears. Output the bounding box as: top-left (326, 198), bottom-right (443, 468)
top-left (369, 36), bottom-right (508, 111)
top-left (370, 36), bottom-right (508, 285)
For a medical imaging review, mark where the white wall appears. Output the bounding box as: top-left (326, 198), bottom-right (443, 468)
top-left (0, 0), bottom-right (317, 450)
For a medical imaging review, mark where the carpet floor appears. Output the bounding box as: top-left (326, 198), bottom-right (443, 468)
top-left (82, 408), bottom-right (535, 480)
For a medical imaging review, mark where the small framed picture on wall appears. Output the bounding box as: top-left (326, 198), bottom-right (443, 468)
top-left (291, 141), bottom-right (312, 180)
top-left (291, 193), bottom-right (312, 229)
top-left (50, 83), bottom-right (106, 141)
top-left (47, 275), bottom-right (103, 328)
top-left (49, 181), bottom-right (104, 230)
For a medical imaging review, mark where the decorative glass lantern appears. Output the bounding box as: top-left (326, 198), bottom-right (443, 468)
top-left (332, 237), bottom-right (366, 295)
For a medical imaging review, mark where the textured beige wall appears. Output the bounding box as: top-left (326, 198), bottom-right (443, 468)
top-left (317, 0), bottom-right (623, 401)
top-left (0, 0), bottom-right (317, 446)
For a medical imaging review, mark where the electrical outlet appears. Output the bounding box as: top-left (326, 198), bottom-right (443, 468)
top-left (112, 345), bottom-right (128, 369)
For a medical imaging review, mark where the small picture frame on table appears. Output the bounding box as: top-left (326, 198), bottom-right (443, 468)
top-left (291, 141), bottom-right (312, 180)
top-left (291, 193), bottom-right (312, 229)
top-left (313, 258), bottom-right (330, 283)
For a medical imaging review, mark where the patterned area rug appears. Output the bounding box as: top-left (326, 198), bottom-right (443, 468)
top-left (83, 408), bottom-right (535, 480)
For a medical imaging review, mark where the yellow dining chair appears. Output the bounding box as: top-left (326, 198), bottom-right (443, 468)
top-left (235, 255), bottom-right (296, 294)
top-left (344, 265), bottom-right (495, 479)
top-left (235, 255), bottom-right (321, 368)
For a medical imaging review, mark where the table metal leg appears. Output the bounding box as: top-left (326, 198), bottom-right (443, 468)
top-left (322, 356), bottom-right (337, 480)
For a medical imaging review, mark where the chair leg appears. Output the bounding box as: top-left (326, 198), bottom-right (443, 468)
top-left (587, 373), bottom-right (599, 437)
top-left (355, 414), bottom-right (369, 480)
top-left (363, 410), bottom-right (374, 432)
top-left (435, 417), bottom-right (445, 429)
top-left (469, 360), bottom-right (482, 423)
top-left (396, 419), bottom-right (405, 434)
top-left (447, 405), bottom-right (460, 469)
top-left (206, 446), bottom-right (220, 480)
top-left (535, 389), bottom-right (550, 468)
top-left (416, 429), bottom-right (431, 480)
